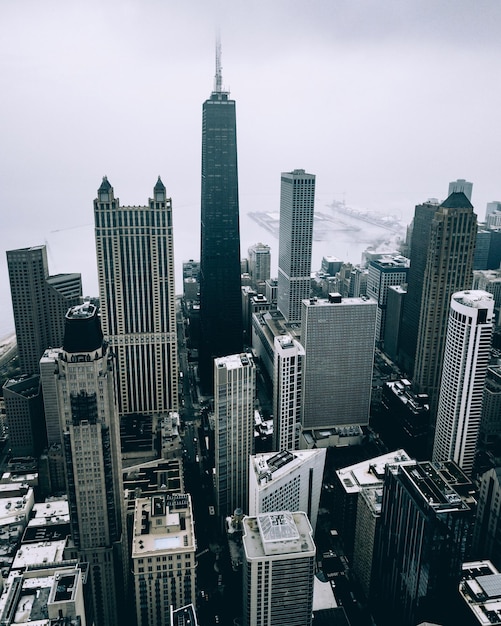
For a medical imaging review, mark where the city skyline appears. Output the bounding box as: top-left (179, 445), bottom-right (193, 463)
top-left (2, 2), bottom-right (501, 335)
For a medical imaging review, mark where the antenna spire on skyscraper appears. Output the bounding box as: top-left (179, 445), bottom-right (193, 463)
top-left (214, 31), bottom-right (223, 93)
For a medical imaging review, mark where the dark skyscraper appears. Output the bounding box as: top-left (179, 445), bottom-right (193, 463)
top-left (399, 192), bottom-right (477, 413)
top-left (199, 41), bottom-right (243, 392)
top-left (373, 460), bottom-right (475, 626)
top-left (7, 245), bottom-right (82, 375)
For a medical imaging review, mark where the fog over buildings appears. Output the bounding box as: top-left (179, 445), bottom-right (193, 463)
top-left (1, 0), bottom-right (501, 339)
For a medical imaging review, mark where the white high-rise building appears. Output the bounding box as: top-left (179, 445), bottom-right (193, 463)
top-left (433, 290), bottom-right (494, 476)
top-left (248, 449), bottom-right (326, 530)
top-left (215, 353), bottom-right (256, 517)
top-left (56, 303), bottom-right (127, 626)
top-left (242, 511), bottom-right (315, 626)
top-left (131, 493), bottom-right (196, 625)
top-left (273, 334), bottom-right (304, 450)
top-left (277, 169), bottom-right (315, 323)
top-left (94, 176), bottom-right (178, 416)
top-left (301, 293), bottom-right (377, 431)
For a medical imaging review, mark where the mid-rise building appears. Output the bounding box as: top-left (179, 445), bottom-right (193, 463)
top-left (131, 493), bottom-right (196, 625)
top-left (473, 467), bottom-right (501, 571)
top-left (487, 210), bottom-right (501, 229)
top-left (273, 334), bottom-right (304, 450)
top-left (473, 269), bottom-right (501, 325)
top-left (94, 176), bottom-right (178, 416)
top-left (248, 242), bottom-right (271, 292)
top-left (242, 511), bottom-right (315, 626)
top-left (277, 169), bottom-right (315, 323)
top-left (479, 364), bottom-right (501, 447)
top-left (199, 44), bottom-right (243, 391)
top-left (486, 201), bottom-right (501, 218)
top-left (0, 561), bottom-right (89, 625)
top-left (433, 290), bottom-right (494, 476)
top-left (380, 379), bottom-right (430, 460)
top-left (215, 353), bottom-right (256, 517)
top-left (7, 245), bottom-right (82, 375)
top-left (383, 284), bottom-right (407, 361)
top-left (3, 374), bottom-right (45, 457)
top-left (57, 303), bottom-right (127, 626)
top-left (367, 255), bottom-right (409, 341)
top-left (372, 460), bottom-right (476, 626)
top-left (459, 560), bottom-right (501, 626)
top-left (300, 293), bottom-right (376, 431)
top-left (332, 449), bottom-right (411, 561)
top-left (248, 449), bottom-right (326, 530)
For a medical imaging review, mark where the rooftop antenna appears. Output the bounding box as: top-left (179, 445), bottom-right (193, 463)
top-left (214, 31), bottom-right (223, 93)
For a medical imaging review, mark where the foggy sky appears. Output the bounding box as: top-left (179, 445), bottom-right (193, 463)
top-left (1, 0), bottom-right (501, 336)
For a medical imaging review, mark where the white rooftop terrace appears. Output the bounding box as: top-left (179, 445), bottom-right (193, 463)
top-left (242, 511), bottom-right (315, 559)
top-left (336, 449), bottom-right (411, 494)
top-left (11, 540), bottom-right (67, 570)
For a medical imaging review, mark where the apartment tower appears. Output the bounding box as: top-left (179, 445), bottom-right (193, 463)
top-left (94, 176), bottom-right (178, 416)
top-left (432, 290), bottom-right (494, 476)
top-left (277, 169), bottom-right (315, 323)
top-left (199, 42), bottom-right (243, 391)
top-left (57, 303), bottom-right (127, 626)
top-left (214, 353), bottom-right (255, 517)
top-left (7, 245), bottom-right (82, 374)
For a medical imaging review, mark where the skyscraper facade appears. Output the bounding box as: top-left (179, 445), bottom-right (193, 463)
top-left (277, 169), bottom-right (315, 323)
top-left (432, 290), bottom-right (494, 476)
top-left (273, 334), bottom-right (304, 451)
top-left (400, 193), bottom-right (477, 408)
top-left (57, 303), bottom-right (127, 626)
top-left (214, 353), bottom-right (255, 517)
top-left (473, 467), bottom-right (501, 571)
top-left (398, 200), bottom-right (440, 374)
top-left (242, 511), bottom-right (315, 626)
top-left (7, 245), bottom-right (82, 375)
top-left (3, 374), bottom-right (45, 457)
top-left (300, 293), bottom-right (376, 430)
top-left (199, 46), bottom-right (243, 391)
top-left (373, 460), bottom-right (475, 626)
top-left (94, 176), bottom-right (178, 416)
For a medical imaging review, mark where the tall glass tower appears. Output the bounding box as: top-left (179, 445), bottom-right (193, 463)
top-left (199, 42), bottom-right (243, 392)
top-left (7, 245), bottom-right (82, 375)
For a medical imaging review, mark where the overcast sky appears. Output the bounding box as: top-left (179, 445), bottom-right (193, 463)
top-left (1, 1), bottom-right (501, 335)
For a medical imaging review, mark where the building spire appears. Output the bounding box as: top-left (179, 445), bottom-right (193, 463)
top-left (214, 32), bottom-right (223, 93)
